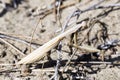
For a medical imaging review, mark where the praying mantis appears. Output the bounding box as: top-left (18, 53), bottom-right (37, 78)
top-left (18, 21), bottom-right (87, 64)
top-left (18, 20), bottom-right (117, 64)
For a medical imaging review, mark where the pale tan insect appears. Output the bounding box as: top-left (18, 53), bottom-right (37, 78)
top-left (17, 21), bottom-right (87, 64)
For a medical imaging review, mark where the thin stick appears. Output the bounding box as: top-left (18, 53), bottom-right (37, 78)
top-left (30, 18), bottom-right (41, 52)
top-left (61, 0), bottom-right (105, 32)
top-left (96, 3), bottom-right (120, 9)
top-left (33, 1), bottom-right (78, 18)
top-left (54, 42), bottom-right (62, 80)
top-left (32, 68), bottom-right (63, 72)
top-left (0, 38), bottom-right (25, 56)
top-left (0, 31), bottom-right (32, 39)
top-left (0, 68), bottom-right (20, 73)
top-left (63, 49), bottom-right (78, 72)
top-left (72, 61), bottom-right (120, 65)
top-left (0, 63), bottom-right (16, 66)
top-left (71, 44), bottom-right (100, 53)
top-left (0, 33), bottom-right (37, 49)
top-left (54, 0), bottom-right (63, 80)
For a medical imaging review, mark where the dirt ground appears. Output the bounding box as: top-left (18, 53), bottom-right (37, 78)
top-left (0, 0), bottom-right (120, 80)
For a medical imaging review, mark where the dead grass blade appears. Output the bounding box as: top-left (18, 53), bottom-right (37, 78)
top-left (17, 21), bottom-right (86, 64)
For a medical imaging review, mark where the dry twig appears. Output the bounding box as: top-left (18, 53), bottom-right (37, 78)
top-left (0, 38), bottom-right (25, 56)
